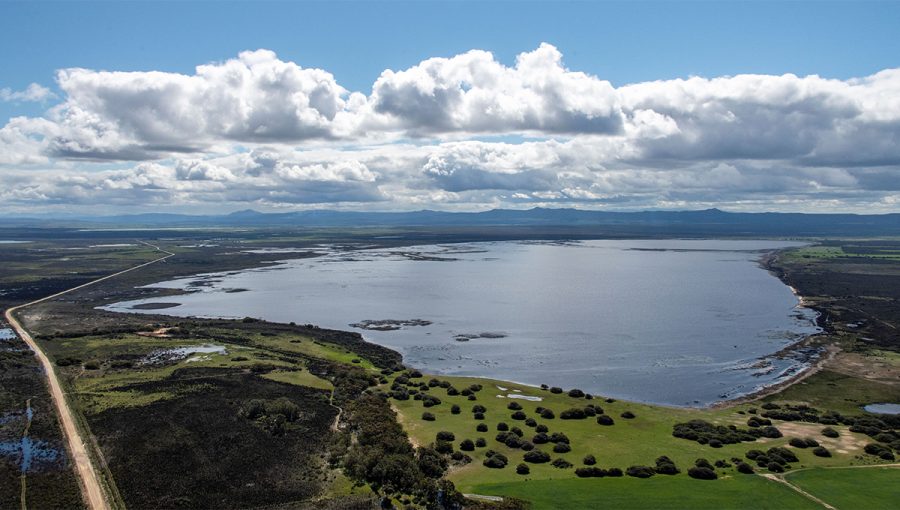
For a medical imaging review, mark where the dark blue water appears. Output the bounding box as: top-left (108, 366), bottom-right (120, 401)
top-left (105, 239), bottom-right (820, 407)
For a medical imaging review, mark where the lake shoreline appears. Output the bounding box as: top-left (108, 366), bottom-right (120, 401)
top-left (103, 240), bottom-right (828, 410)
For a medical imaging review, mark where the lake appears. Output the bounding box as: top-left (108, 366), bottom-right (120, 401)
top-left (105, 239), bottom-right (820, 407)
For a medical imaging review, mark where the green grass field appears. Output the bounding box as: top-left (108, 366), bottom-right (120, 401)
top-left (388, 374), bottom-right (882, 492)
top-left (785, 467), bottom-right (900, 510)
top-left (472, 475), bottom-right (823, 509)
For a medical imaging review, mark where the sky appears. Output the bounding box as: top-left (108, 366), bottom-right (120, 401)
top-left (1, 0), bottom-right (899, 215)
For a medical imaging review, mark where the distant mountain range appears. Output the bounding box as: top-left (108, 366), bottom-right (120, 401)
top-left (3, 208), bottom-right (900, 236)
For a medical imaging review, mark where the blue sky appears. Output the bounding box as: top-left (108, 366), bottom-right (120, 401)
top-left (1, 1), bottom-right (900, 213)
top-left (3, 1), bottom-right (898, 116)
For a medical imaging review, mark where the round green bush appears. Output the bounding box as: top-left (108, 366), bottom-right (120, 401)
top-left (812, 446), bottom-right (831, 457)
top-left (516, 463), bottom-right (530, 475)
top-left (688, 466), bottom-right (717, 480)
top-left (626, 465), bottom-right (654, 478)
top-left (524, 450), bottom-right (551, 463)
top-left (422, 412), bottom-right (436, 421)
top-left (597, 415), bottom-right (615, 426)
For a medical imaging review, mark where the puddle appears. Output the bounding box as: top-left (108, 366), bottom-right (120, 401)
top-left (864, 403), bottom-right (900, 415)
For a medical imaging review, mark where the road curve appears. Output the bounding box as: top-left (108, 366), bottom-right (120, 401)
top-left (4, 242), bottom-right (174, 510)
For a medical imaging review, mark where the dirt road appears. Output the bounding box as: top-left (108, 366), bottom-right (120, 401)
top-left (4, 242), bottom-right (174, 510)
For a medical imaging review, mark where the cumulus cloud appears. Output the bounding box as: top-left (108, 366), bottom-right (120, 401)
top-left (369, 43), bottom-right (622, 135)
top-left (1, 44), bottom-right (900, 212)
top-left (0, 83), bottom-right (55, 102)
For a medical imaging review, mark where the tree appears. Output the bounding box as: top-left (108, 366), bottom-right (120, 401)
top-left (416, 447), bottom-right (447, 478)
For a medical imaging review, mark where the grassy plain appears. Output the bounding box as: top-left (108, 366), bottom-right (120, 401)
top-left (472, 475), bottom-right (823, 509)
top-left (388, 374), bottom-right (885, 492)
top-left (785, 467), bottom-right (900, 509)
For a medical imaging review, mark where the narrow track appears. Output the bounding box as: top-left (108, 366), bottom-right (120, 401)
top-left (4, 242), bottom-right (174, 510)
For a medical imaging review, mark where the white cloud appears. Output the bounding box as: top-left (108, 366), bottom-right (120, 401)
top-left (1, 44), bottom-right (900, 213)
top-left (0, 83), bottom-right (55, 102)
top-left (369, 43), bottom-right (622, 135)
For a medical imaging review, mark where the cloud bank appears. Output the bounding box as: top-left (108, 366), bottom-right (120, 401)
top-left (1, 44), bottom-right (899, 213)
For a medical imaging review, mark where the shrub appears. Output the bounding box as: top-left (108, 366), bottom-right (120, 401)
top-left (812, 446), bottom-right (831, 457)
top-left (459, 439), bottom-right (475, 451)
top-left (568, 388), bottom-right (585, 398)
top-left (468, 395), bottom-right (477, 401)
top-left (450, 451), bottom-right (471, 464)
top-left (475, 438), bottom-right (487, 447)
top-left (550, 387), bottom-right (563, 394)
top-left (805, 438), bottom-right (819, 448)
top-left (524, 450), bottom-right (551, 463)
top-left (626, 465), bottom-right (655, 478)
top-left (761, 402), bottom-right (780, 410)
top-left (597, 415), bottom-right (615, 426)
top-left (474, 412), bottom-right (485, 420)
top-left (575, 467), bottom-right (599, 478)
top-left (745, 449), bottom-right (765, 460)
top-left (532, 433), bottom-right (549, 444)
top-left (687, 467), bottom-right (717, 480)
top-left (767, 447), bottom-right (798, 463)
top-left (507, 402), bottom-right (523, 410)
top-left (708, 439), bottom-right (723, 448)
top-left (497, 422), bottom-right (509, 431)
top-left (789, 437), bottom-right (809, 449)
top-left (560, 408), bottom-right (587, 420)
top-left (436, 431), bottom-right (455, 442)
top-left (607, 467), bottom-right (623, 477)
top-left (525, 418), bottom-right (537, 428)
top-left (434, 440), bottom-right (454, 455)
top-left (535, 424), bottom-right (549, 433)
top-left (472, 405), bottom-right (487, 413)
top-left (476, 423), bottom-right (488, 432)
top-left (511, 411), bottom-right (527, 420)
top-left (736, 462), bottom-right (754, 474)
top-left (84, 361), bottom-right (101, 370)
top-left (551, 458), bottom-right (573, 469)
top-left (516, 463), bottom-right (530, 475)
top-left (553, 443), bottom-right (571, 453)
top-left (549, 432), bottom-right (570, 444)
top-left (521, 441), bottom-right (534, 451)
top-left (451, 404), bottom-right (461, 415)
top-left (621, 411), bottom-right (635, 419)
top-left (694, 458), bottom-right (714, 470)
top-left (864, 443), bottom-right (895, 460)
top-left (821, 427), bottom-right (839, 438)
top-left (747, 417), bottom-right (772, 428)
top-left (446, 387), bottom-right (459, 396)
top-left (422, 412), bottom-right (436, 421)
top-left (767, 462), bottom-right (784, 473)
top-left (583, 454), bottom-right (596, 465)
top-left (654, 456), bottom-right (679, 475)
top-left (540, 409), bottom-right (555, 419)
top-left (511, 426), bottom-right (524, 437)
top-left (583, 406), bottom-right (597, 417)
top-left (504, 436), bottom-right (524, 449)
top-left (483, 454), bottom-right (508, 469)
top-left (422, 395), bottom-right (442, 408)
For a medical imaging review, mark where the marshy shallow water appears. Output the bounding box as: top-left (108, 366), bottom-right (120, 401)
top-left (106, 239), bottom-right (820, 406)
